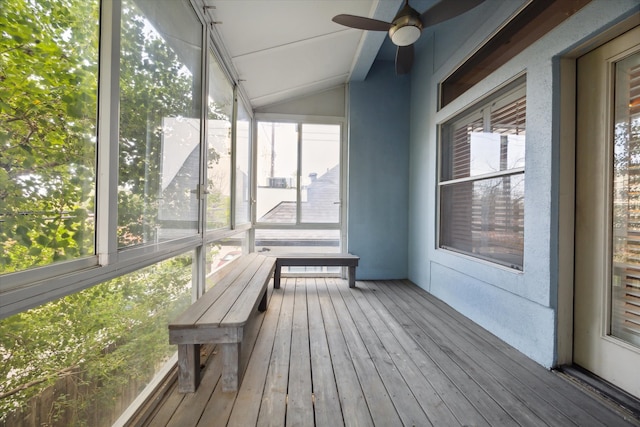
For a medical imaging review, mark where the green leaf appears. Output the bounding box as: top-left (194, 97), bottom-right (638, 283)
top-left (15, 225), bottom-right (29, 237)
top-left (28, 247), bottom-right (42, 256)
top-left (35, 235), bottom-right (49, 246)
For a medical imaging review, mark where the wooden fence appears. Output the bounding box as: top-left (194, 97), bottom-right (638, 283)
top-left (0, 367), bottom-right (146, 427)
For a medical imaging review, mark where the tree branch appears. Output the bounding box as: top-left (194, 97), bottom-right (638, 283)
top-left (0, 366), bottom-right (77, 400)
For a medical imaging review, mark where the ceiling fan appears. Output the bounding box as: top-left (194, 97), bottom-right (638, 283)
top-left (332, 0), bottom-right (485, 74)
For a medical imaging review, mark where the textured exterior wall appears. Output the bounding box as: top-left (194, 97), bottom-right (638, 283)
top-left (348, 62), bottom-right (410, 279)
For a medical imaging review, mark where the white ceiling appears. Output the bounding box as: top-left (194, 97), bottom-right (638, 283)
top-left (201, 0), bottom-right (418, 109)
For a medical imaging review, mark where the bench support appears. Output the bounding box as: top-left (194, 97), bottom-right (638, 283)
top-left (348, 265), bottom-right (356, 288)
top-left (221, 342), bottom-right (242, 392)
top-left (273, 254), bottom-right (359, 289)
top-left (177, 344), bottom-right (200, 393)
top-left (259, 287), bottom-right (269, 312)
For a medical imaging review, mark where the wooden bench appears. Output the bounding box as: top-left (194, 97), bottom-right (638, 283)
top-left (168, 253), bottom-right (276, 393)
top-left (273, 253), bottom-right (360, 288)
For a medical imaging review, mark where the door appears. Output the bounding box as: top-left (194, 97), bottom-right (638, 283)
top-left (575, 25), bottom-right (640, 398)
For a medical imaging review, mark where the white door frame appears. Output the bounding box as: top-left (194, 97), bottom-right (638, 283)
top-left (557, 14), bottom-right (640, 367)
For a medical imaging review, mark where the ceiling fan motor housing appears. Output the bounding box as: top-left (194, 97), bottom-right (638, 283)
top-left (388, 4), bottom-right (423, 46)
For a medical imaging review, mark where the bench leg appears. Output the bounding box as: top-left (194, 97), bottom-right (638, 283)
top-left (348, 266), bottom-right (356, 288)
top-left (274, 264), bottom-right (282, 289)
top-left (259, 287), bottom-right (269, 312)
top-left (221, 342), bottom-right (242, 392)
top-left (177, 344), bottom-right (200, 393)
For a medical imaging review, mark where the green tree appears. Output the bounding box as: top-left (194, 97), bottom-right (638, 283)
top-left (0, 254), bottom-right (192, 422)
top-left (0, 0), bottom-right (99, 272)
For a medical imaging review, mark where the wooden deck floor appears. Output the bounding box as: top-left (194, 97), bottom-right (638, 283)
top-left (138, 279), bottom-right (640, 426)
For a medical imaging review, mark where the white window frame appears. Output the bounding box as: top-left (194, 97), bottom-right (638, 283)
top-left (252, 113), bottom-right (347, 253)
top-left (437, 78), bottom-right (526, 270)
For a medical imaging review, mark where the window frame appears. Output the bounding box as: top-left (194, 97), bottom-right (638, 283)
top-left (252, 113), bottom-right (347, 254)
top-left (437, 77), bottom-right (527, 270)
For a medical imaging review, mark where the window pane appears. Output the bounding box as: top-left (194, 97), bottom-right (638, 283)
top-left (440, 175), bottom-right (525, 269)
top-left (206, 232), bottom-right (249, 290)
top-left (235, 102), bottom-right (251, 226)
top-left (441, 115), bottom-right (484, 181)
top-left (441, 94), bottom-right (526, 181)
top-left (206, 53), bottom-right (233, 230)
top-left (301, 124), bottom-right (340, 223)
top-left (611, 53), bottom-right (640, 346)
top-left (467, 131), bottom-right (525, 176)
top-left (255, 228), bottom-right (340, 252)
top-left (118, 0), bottom-right (202, 247)
top-left (255, 229), bottom-right (341, 274)
top-left (256, 122), bottom-right (298, 223)
top-left (0, 0), bottom-right (99, 273)
top-left (0, 253), bottom-right (193, 425)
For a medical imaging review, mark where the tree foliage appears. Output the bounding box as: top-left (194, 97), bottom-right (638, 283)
top-left (0, 0), bottom-right (99, 271)
top-left (0, 254), bottom-right (192, 421)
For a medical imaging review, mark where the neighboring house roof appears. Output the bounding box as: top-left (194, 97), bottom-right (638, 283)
top-left (256, 165), bottom-right (341, 247)
top-left (259, 165), bottom-right (340, 224)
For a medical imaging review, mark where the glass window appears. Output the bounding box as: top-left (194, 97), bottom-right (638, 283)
top-left (256, 122), bottom-right (298, 224)
top-left (0, 0), bottom-right (100, 274)
top-left (255, 229), bottom-right (340, 253)
top-left (301, 124), bottom-right (341, 223)
top-left (255, 228), bottom-right (341, 273)
top-left (256, 122), bottom-right (341, 224)
top-left (0, 252), bottom-right (193, 425)
top-left (439, 81), bottom-right (526, 269)
top-left (118, 0), bottom-right (202, 248)
top-left (235, 101), bottom-right (251, 226)
top-left (206, 52), bottom-right (233, 230)
top-left (611, 53), bottom-right (640, 346)
top-left (255, 120), bottom-right (343, 260)
top-left (205, 232), bottom-right (249, 289)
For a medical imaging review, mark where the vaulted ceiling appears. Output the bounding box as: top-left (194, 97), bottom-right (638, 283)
top-left (201, 0), bottom-right (439, 109)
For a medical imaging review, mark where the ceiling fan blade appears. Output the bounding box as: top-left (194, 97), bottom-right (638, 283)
top-left (420, 0), bottom-right (485, 28)
top-left (396, 44), bottom-right (414, 75)
top-left (332, 14), bottom-right (392, 31)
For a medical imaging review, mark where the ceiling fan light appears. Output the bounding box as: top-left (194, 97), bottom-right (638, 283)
top-left (390, 25), bottom-right (421, 46)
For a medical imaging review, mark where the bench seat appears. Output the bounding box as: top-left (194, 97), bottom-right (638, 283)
top-left (168, 253), bottom-right (276, 393)
top-left (273, 253), bottom-right (359, 288)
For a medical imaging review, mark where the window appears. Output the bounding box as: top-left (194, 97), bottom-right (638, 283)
top-left (118, 0), bottom-right (202, 247)
top-left (1, 0), bottom-right (253, 423)
top-left (0, 0), bottom-right (100, 273)
top-left (300, 124), bottom-right (341, 224)
top-left (256, 122), bottom-right (298, 224)
top-left (235, 101), bottom-right (252, 226)
top-left (611, 54), bottom-right (640, 346)
top-left (206, 51), bottom-right (233, 231)
top-left (439, 80), bottom-right (526, 269)
top-left (255, 120), bottom-right (343, 255)
top-left (256, 122), bottom-right (341, 225)
top-left (206, 231), bottom-right (249, 290)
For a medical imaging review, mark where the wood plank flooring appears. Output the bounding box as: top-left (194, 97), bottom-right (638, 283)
top-left (139, 279), bottom-right (640, 427)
